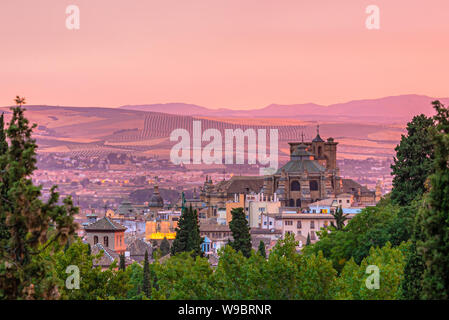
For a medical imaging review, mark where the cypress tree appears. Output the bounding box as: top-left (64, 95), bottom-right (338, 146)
top-left (306, 233), bottom-right (311, 246)
top-left (417, 100), bottom-right (449, 299)
top-left (142, 250), bottom-right (150, 298)
top-left (0, 113), bottom-right (9, 244)
top-left (160, 237), bottom-right (170, 256)
top-left (401, 240), bottom-right (425, 299)
top-left (390, 114), bottom-right (435, 206)
top-left (229, 207), bottom-right (252, 258)
top-left (258, 240), bottom-right (267, 258)
top-left (119, 253), bottom-right (126, 271)
top-left (171, 204), bottom-right (203, 257)
top-left (0, 97), bottom-right (78, 299)
top-left (401, 198), bottom-right (426, 300)
top-left (0, 113), bottom-right (7, 155)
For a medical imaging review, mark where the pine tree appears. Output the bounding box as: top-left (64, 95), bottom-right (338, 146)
top-left (390, 114), bottom-right (435, 206)
top-left (160, 237), bottom-right (170, 256)
top-left (417, 100), bottom-right (449, 299)
top-left (171, 204), bottom-right (203, 257)
top-left (119, 254), bottom-right (126, 271)
top-left (258, 240), bottom-right (267, 258)
top-left (0, 97), bottom-right (78, 299)
top-left (229, 207), bottom-right (252, 258)
top-left (142, 250), bottom-right (150, 298)
top-left (331, 205), bottom-right (348, 230)
top-left (306, 233), bottom-right (311, 246)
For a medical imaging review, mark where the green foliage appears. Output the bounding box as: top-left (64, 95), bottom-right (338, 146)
top-left (297, 251), bottom-right (336, 299)
top-left (213, 234), bottom-right (336, 300)
top-left (0, 98), bottom-right (78, 299)
top-left (417, 100), bottom-right (449, 300)
top-left (127, 262), bottom-right (144, 300)
top-left (171, 205), bottom-right (203, 258)
top-left (401, 240), bottom-right (424, 299)
top-left (303, 197), bottom-right (413, 273)
top-left (0, 113), bottom-right (7, 155)
top-left (142, 250), bottom-right (150, 298)
top-left (334, 242), bottom-right (407, 300)
top-left (229, 207), bottom-right (252, 258)
top-left (152, 252), bottom-right (214, 299)
top-left (0, 113), bottom-right (8, 248)
top-left (52, 239), bottom-right (130, 300)
top-left (119, 254), bottom-right (126, 271)
top-left (160, 237), bottom-right (170, 257)
top-left (257, 240), bottom-right (266, 259)
top-left (390, 114), bottom-right (435, 206)
top-left (213, 245), bottom-right (265, 299)
top-left (331, 206), bottom-right (348, 230)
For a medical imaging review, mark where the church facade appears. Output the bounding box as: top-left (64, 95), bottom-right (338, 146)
top-left (262, 128), bottom-right (343, 209)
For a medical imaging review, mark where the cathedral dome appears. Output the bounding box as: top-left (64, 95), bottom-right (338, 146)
top-left (149, 185), bottom-right (164, 207)
top-left (276, 144), bottom-right (325, 175)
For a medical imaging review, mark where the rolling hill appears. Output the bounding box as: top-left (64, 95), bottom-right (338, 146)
top-left (0, 102), bottom-right (411, 160)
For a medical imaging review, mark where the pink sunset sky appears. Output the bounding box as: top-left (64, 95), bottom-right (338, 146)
top-left (1, 0), bottom-right (448, 109)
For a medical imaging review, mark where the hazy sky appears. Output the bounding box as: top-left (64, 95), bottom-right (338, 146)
top-left (1, 0), bottom-right (448, 109)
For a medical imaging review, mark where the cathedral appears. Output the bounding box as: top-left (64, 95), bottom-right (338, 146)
top-left (197, 126), bottom-right (376, 216)
top-left (262, 127), bottom-right (342, 208)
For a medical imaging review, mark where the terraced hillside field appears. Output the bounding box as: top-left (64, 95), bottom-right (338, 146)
top-left (0, 105), bottom-right (405, 160)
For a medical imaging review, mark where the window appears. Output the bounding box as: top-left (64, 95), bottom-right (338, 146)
top-left (285, 220), bottom-right (293, 226)
top-left (296, 199), bottom-right (302, 207)
top-left (309, 180), bottom-right (319, 191)
top-left (310, 221), bottom-right (315, 229)
top-left (311, 231), bottom-right (316, 241)
top-left (104, 236), bottom-right (109, 247)
top-left (291, 181), bottom-right (301, 191)
top-left (94, 236), bottom-right (98, 245)
top-left (297, 221), bottom-right (302, 229)
top-left (289, 199), bottom-right (295, 207)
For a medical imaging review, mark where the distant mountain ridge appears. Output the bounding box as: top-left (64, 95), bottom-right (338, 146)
top-left (119, 95), bottom-right (449, 123)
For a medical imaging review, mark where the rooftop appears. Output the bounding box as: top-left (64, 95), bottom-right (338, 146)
top-left (84, 216), bottom-right (127, 232)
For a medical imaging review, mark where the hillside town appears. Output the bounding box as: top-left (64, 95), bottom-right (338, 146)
top-left (73, 129), bottom-right (382, 268)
